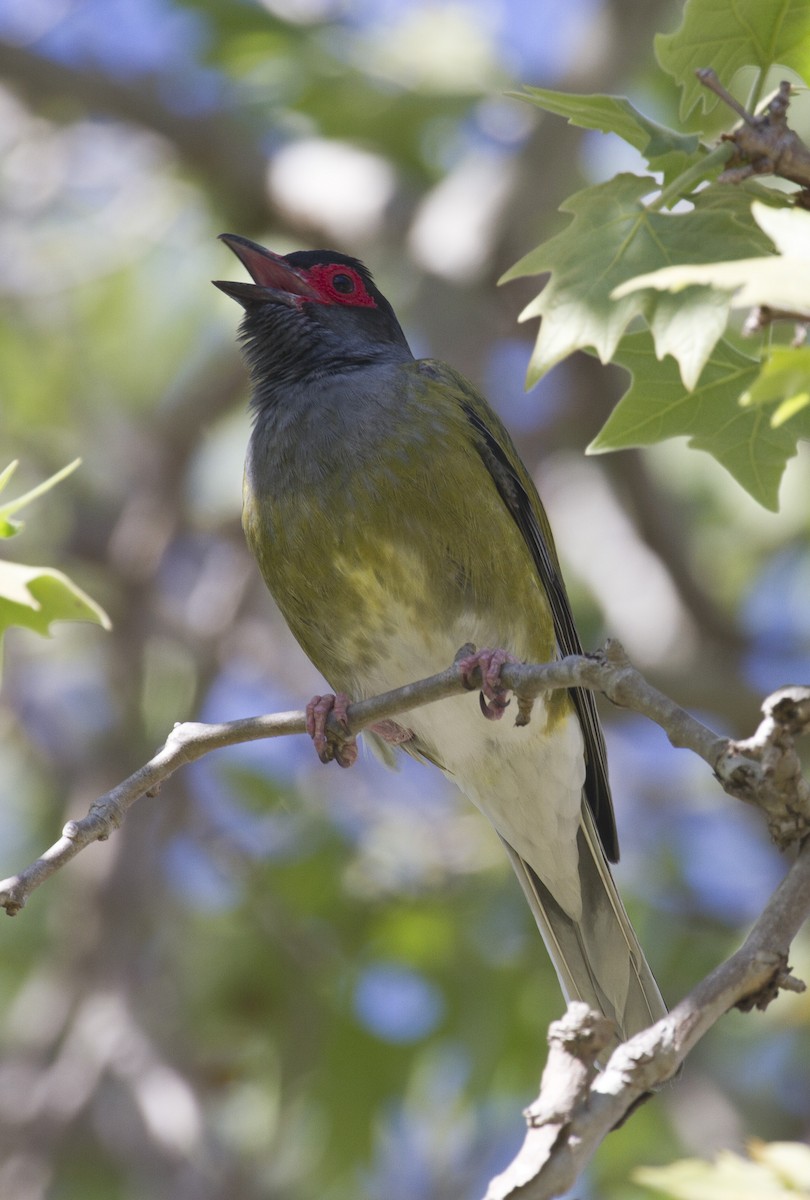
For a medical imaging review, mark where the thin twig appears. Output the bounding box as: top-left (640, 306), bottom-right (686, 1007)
top-left (696, 69), bottom-right (810, 194)
top-left (1, 641), bottom-right (807, 914)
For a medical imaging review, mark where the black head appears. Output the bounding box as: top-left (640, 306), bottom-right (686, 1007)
top-left (214, 236), bottom-right (413, 395)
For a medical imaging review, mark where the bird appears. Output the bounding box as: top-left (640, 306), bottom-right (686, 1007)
top-left (214, 235), bottom-right (666, 1045)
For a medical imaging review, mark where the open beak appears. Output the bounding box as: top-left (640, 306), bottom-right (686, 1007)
top-left (213, 234), bottom-right (319, 307)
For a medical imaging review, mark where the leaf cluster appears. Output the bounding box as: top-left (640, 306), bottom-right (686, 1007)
top-left (506, 0), bottom-right (810, 509)
top-left (636, 1138), bottom-right (810, 1199)
top-left (0, 461), bottom-right (109, 673)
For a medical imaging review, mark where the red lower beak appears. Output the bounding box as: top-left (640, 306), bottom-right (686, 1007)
top-left (214, 234), bottom-right (319, 305)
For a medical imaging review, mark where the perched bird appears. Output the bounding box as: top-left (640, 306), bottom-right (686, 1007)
top-left (214, 236), bottom-right (666, 1044)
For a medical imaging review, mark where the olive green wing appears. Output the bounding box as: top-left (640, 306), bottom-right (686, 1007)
top-left (418, 360), bottom-right (618, 862)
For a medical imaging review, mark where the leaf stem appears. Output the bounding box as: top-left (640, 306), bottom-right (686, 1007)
top-left (747, 68), bottom-right (765, 117)
top-left (0, 461), bottom-right (19, 495)
top-left (647, 142), bottom-right (734, 211)
top-left (0, 458), bottom-right (82, 522)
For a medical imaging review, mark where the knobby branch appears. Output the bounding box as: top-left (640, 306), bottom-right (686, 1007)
top-left (486, 836), bottom-right (810, 1200)
top-left (2, 639), bottom-right (809, 1200)
top-left (696, 70), bottom-right (810, 196)
top-left (1, 639), bottom-right (808, 916)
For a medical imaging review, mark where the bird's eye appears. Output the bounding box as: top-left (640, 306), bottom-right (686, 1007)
top-left (332, 272), bottom-right (355, 294)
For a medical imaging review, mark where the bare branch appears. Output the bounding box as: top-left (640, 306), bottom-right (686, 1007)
top-left (485, 837), bottom-right (810, 1199)
top-left (1, 641), bottom-right (807, 915)
top-left (696, 70), bottom-right (810, 196)
top-left (716, 684), bottom-right (810, 844)
top-left (2, 639), bottom-right (808, 1198)
top-left (743, 305), bottom-right (810, 342)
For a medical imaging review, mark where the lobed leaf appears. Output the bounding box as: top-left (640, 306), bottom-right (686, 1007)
top-left (0, 561), bottom-right (111, 647)
top-left (614, 201), bottom-right (810, 317)
top-left (510, 86), bottom-right (700, 159)
top-left (588, 332), bottom-right (804, 510)
top-left (656, 0), bottom-right (810, 120)
top-left (635, 1142), bottom-right (810, 1199)
top-left (502, 175), bottom-right (771, 389)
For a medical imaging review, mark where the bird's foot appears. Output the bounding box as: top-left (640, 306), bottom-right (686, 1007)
top-left (306, 692), bottom-right (358, 768)
top-left (457, 646), bottom-right (519, 721)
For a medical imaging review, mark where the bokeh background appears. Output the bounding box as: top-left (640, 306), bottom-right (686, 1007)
top-left (1, 1), bottom-right (809, 1197)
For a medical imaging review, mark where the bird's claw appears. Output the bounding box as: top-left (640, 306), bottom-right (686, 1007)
top-left (458, 646), bottom-right (519, 721)
top-left (305, 692), bottom-right (358, 768)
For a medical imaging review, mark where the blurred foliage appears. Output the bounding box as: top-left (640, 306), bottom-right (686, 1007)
top-left (636, 1139), bottom-right (810, 1199)
top-left (0, 1), bottom-right (808, 1199)
top-left (509, 0), bottom-right (810, 508)
top-left (0, 460), bottom-right (110, 660)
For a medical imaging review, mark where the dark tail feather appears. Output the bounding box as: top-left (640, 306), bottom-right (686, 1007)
top-left (501, 808), bottom-right (666, 1047)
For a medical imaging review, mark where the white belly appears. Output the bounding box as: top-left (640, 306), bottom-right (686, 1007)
top-left (356, 609), bottom-right (587, 920)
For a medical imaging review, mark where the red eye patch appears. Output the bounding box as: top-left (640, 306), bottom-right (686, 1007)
top-left (304, 263), bottom-right (377, 307)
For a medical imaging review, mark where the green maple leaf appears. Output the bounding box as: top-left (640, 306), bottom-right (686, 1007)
top-left (0, 460), bottom-right (111, 669)
top-left (510, 86), bottom-right (700, 174)
top-left (656, 0), bottom-right (810, 120)
top-left (501, 174), bottom-right (771, 389)
top-left (614, 200), bottom-right (810, 317)
top-left (635, 1142), bottom-right (810, 1199)
top-left (751, 1142), bottom-right (810, 1191)
top-left (741, 345), bottom-right (810, 426)
top-left (644, 147), bottom-right (703, 185)
top-left (0, 562), bottom-right (111, 642)
top-left (589, 332), bottom-right (804, 510)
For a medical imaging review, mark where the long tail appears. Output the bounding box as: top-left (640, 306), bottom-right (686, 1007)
top-left (501, 807), bottom-right (666, 1046)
